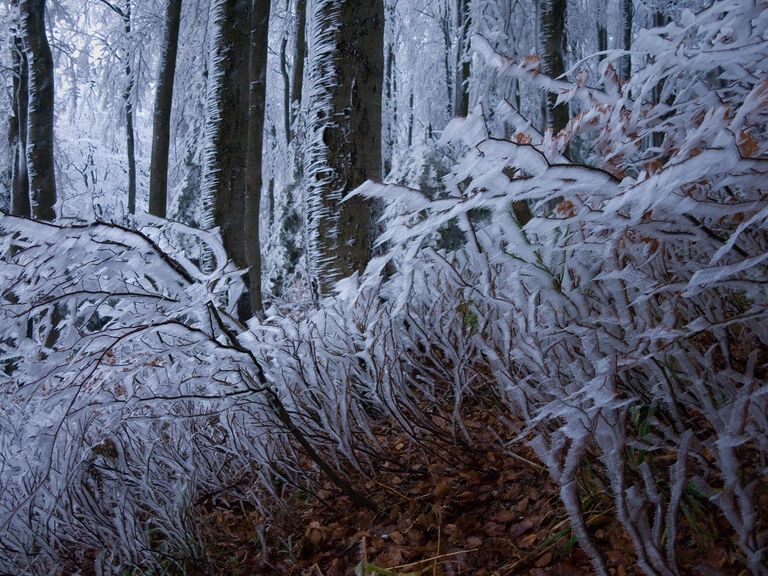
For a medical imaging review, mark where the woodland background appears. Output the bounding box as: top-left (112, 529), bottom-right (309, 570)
top-left (0, 0), bottom-right (766, 574)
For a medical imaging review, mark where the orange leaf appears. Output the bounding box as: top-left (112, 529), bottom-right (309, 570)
top-left (738, 131), bottom-right (758, 157)
top-left (515, 132), bottom-right (532, 145)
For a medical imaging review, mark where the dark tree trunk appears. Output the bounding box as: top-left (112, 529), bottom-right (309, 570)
top-left (441, 11), bottom-right (453, 118)
top-left (148, 0), bottom-right (183, 219)
top-left (597, 23), bottom-right (607, 61)
top-left (20, 0), bottom-right (56, 221)
top-left (279, 36), bottom-right (291, 144)
top-left (384, 40), bottom-right (395, 175)
top-left (245, 0), bottom-right (271, 315)
top-left (305, 0), bottom-right (384, 298)
top-left (407, 90), bottom-right (414, 148)
top-left (652, 10), bottom-right (669, 150)
top-left (621, 0), bottom-right (633, 81)
top-left (454, 0), bottom-right (472, 117)
top-left (289, 0), bottom-right (307, 140)
top-left (539, 0), bottom-right (569, 134)
top-left (123, 1), bottom-right (137, 215)
top-left (9, 12), bottom-right (30, 217)
top-left (202, 0), bottom-right (252, 317)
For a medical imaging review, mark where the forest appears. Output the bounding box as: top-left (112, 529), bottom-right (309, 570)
top-left (0, 0), bottom-right (766, 574)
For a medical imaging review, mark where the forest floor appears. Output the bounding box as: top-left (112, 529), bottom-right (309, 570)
top-left (193, 402), bottom-right (754, 576)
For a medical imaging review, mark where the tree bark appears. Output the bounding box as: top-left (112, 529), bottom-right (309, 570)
top-left (245, 0), bottom-right (271, 315)
top-left (597, 23), bottom-right (607, 61)
top-left (279, 36), bottom-right (291, 145)
top-left (148, 0), bottom-right (183, 218)
top-left (454, 0), bottom-right (471, 117)
top-left (20, 0), bottom-right (56, 221)
top-left (407, 90), bottom-right (414, 148)
top-left (9, 7), bottom-right (30, 217)
top-left (201, 0), bottom-right (252, 317)
top-left (539, 0), bottom-right (568, 134)
top-left (651, 10), bottom-right (669, 150)
top-left (441, 9), bottom-right (453, 118)
top-left (384, 40), bottom-right (395, 175)
top-left (289, 0), bottom-right (307, 140)
top-left (123, 1), bottom-right (137, 215)
top-left (304, 0), bottom-right (384, 299)
top-left (621, 0), bottom-right (633, 82)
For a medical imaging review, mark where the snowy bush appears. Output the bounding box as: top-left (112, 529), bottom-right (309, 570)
top-left (0, 215), bottom-right (337, 572)
top-left (353, 1), bottom-right (768, 574)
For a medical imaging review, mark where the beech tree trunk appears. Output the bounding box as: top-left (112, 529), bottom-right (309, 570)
top-left (288, 0), bottom-right (306, 142)
top-left (384, 40), bottom-right (396, 175)
top-left (539, 0), bottom-right (568, 134)
top-left (454, 0), bottom-right (471, 117)
top-left (244, 0), bottom-right (271, 315)
top-left (441, 9), bottom-right (453, 118)
top-left (651, 10), bottom-right (669, 150)
top-left (305, 0), bottom-right (384, 299)
top-left (201, 0), bottom-right (251, 317)
top-left (20, 0), bottom-right (56, 221)
top-left (9, 7), bottom-right (30, 217)
top-left (279, 37), bottom-right (291, 144)
top-left (123, 1), bottom-right (137, 214)
top-left (148, 0), bottom-right (182, 218)
top-left (622, 0), bottom-right (633, 81)
top-left (597, 23), bottom-right (607, 61)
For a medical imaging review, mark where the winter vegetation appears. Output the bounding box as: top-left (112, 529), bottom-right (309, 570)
top-left (0, 0), bottom-right (767, 574)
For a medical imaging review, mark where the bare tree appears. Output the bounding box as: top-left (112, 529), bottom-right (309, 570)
top-left (279, 36), bottom-right (291, 144)
top-left (200, 0), bottom-right (252, 318)
top-left (148, 0), bottom-right (183, 218)
top-left (454, 0), bottom-right (472, 117)
top-left (288, 0), bottom-right (306, 142)
top-left (20, 0), bottom-right (56, 221)
top-left (244, 0), bottom-right (271, 315)
top-left (123, 1), bottom-right (136, 214)
top-left (538, 0), bottom-right (568, 134)
top-left (621, 0), bottom-right (633, 81)
top-left (8, 0), bottom-right (30, 217)
top-left (304, 0), bottom-right (384, 299)
top-left (94, 0), bottom-right (138, 214)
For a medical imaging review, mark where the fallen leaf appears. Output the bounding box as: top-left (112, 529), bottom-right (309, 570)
top-left (433, 479), bottom-right (450, 499)
top-left (467, 535), bottom-right (483, 548)
top-left (535, 552), bottom-right (553, 567)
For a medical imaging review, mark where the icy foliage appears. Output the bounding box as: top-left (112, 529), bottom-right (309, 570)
top-left (0, 212), bottom-right (455, 572)
top-left (0, 216), bottom-right (246, 569)
top-left (1, 1), bottom-right (767, 574)
top-left (355, 1), bottom-right (768, 573)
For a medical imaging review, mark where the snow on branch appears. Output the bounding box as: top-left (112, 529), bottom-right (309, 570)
top-left (352, 2), bottom-right (768, 573)
top-left (0, 214), bottom-right (370, 572)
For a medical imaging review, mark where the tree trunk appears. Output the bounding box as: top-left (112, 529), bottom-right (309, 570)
top-left (245, 0), bottom-right (271, 315)
top-left (20, 0), bottom-right (56, 221)
top-left (651, 10), bottom-right (668, 150)
top-left (279, 36), bottom-right (291, 144)
top-left (621, 0), bottom-right (633, 82)
top-left (124, 1), bottom-right (137, 215)
top-left (384, 40), bottom-right (395, 175)
top-left (454, 0), bottom-right (471, 117)
top-left (539, 0), bottom-right (568, 134)
top-left (148, 0), bottom-right (183, 219)
top-left (9, 11), bottom-right (30, 218)
top-left (289, 0), bottom-right (307, 140)
top-left (200, 0), bottom-right (252, 317)
top-left (304, 0), bottom-right (384, 299)
top-left (407, 90), bottom-right (414, 148)
top-left (597, 23), bottom-right (607, 61)
top-left (441, 11), bottom-right (453, 118)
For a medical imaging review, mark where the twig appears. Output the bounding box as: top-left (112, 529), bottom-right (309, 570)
top-left (434, 505), bottom-right (444, 576)
top-left (391, 549), bottom-right (478, 570)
